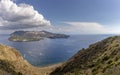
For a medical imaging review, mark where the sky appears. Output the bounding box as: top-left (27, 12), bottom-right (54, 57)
top-left (0, 0), bottom-right (120, 34)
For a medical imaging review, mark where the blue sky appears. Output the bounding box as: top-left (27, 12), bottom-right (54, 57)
top-left (0, 0), bottom-right (120, 34)
top-left (16, 0), bottom-right (120, 25)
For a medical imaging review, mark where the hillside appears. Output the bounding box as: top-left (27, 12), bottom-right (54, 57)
top-left (0, 44), bottom-right (60, 75)
top-left (9, 31), bottom-right (70, 42)
top-left (51, 36), bottom-right (120, 75)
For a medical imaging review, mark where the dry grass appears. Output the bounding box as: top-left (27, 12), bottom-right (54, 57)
top-left (0, 44), bottom-right (62, 75)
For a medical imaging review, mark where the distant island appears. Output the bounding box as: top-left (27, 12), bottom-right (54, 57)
top-left (8, 31), bottom-right (70, 42)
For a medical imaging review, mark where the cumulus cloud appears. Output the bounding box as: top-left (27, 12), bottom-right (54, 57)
top-left (0, 0), bottom-right (51, 29)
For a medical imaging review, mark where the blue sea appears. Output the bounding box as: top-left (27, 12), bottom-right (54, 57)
top-left (0, 34), bottom-right (114, 66)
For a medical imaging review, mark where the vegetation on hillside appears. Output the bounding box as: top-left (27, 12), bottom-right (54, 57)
top-left (51, 36), bottom-right (120, 75)
top-left (0, 44), bottom-right (61, 75)
top-left (0, 44), bottom-right (40, 75)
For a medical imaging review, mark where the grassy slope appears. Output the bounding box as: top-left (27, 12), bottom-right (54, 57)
top-left (0, 44), bottom-right (61, 75)
top-left (51, 36), bottom-right (120, 75)
top-left (0, 44), bottom-right (39, 75)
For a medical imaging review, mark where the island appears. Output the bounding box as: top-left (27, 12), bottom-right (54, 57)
top-left (8, 30), bottom-right (70, 42)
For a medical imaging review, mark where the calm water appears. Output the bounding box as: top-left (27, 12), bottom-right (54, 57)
top-left (0, 34), bottom-right (113, 66)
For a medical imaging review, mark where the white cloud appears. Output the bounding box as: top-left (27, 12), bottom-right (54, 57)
top-left (65, 22), bottom-right (120, 34)
top-left (64, 22), bottom-right (107, 34)
top-left (0, 0), bottom-right (51, 29)
top-left (105, 24), bottom-right (120, 34)
top-left (48, 22), bottom-right (110, 34)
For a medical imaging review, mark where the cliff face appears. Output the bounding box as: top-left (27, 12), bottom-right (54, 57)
top-left (0, 44), bottom-right (41, 75)
top-left (51, 36), bottom-right (120, 75)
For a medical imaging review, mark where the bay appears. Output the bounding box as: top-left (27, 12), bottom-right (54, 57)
top-left (0, 34), bottom-right (113, 66)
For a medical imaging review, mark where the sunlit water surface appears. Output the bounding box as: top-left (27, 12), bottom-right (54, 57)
top-left (0, 34), bottom-right (113, 66)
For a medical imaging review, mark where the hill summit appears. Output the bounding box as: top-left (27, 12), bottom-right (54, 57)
top-left (51, 36), bottom-right (120, 75)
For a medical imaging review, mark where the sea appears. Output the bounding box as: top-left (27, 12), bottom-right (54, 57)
top-left (0, 34), bottom-right (115, 66)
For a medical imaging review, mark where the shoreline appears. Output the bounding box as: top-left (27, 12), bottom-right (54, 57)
top-left (39, 62), bottom-right (63, 68)
top-left (35, 62), bottom-right (64, 75)
top-left (38, 61), bottom-right (65, 67)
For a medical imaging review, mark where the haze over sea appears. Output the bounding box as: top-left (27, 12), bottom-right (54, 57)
top-left (0, 34), bottom-right (114, 66)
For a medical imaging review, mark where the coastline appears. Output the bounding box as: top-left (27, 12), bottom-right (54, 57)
top-left (36, 63), bottom-right (63, 75)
